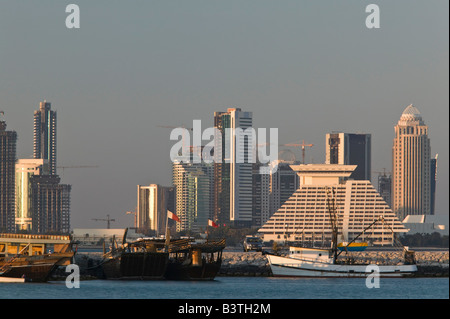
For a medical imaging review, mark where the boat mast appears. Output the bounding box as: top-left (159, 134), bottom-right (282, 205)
top-left (326, 187), bottom-right (339, 263)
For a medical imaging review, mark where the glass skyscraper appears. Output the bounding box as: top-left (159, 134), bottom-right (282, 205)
top-left (173, 159), bottom-right (213, 233)
top-left (34, 101), bottom-right (57, 175)
top-left (326, 132), bottom-right (371, 181)
top-left (213, 108), bottom-right (253, 228)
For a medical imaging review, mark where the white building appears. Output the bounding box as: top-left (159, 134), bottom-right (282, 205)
top-left (258, 164), bottom-right (408, 245)
top-left (402, 215), bottom-right (448, 236)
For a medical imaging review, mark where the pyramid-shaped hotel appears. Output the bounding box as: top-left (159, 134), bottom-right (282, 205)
top-left (258, 164), bottom-right (407, 246)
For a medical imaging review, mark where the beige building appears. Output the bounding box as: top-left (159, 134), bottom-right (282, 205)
top-left (15, 159), bottom-right (47, 231)
top-left (137, 184), bottom-right (173, 235)
top-left (392, 104), bottom-right (431, 220)
top-left (258, 164), bottom-right (408, 246)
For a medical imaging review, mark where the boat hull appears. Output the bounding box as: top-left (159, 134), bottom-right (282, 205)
top-left (164, 260), bottom-right (222, 281)
top-left (102, 252), bottom-right (169, 280)
top-left (0, 253), bottom-right (74, 282)
top-left (266, 254), bottom-right (417, 278)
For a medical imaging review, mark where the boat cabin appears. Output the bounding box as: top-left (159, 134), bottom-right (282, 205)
top-left (0, 233), bottom-right (72, 257)
top-left (289, 247), bottom-right (334, 263)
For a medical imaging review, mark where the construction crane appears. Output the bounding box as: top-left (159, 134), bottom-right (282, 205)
top-left (280, 140), bottom-right (313, 164)
top-left (92, 214), bottom-right (116, 229)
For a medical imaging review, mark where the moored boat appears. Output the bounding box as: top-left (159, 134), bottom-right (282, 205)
top-left (266, 246), bottom-right (417, 278)
top-left (164, 238), bottom-right (225, 281)
top-left (0, 233), bottom-right (75, 282)
top-left (100, 232), bottom-right (169, 280)
top-left (266, 187), bottom-right (418, 278)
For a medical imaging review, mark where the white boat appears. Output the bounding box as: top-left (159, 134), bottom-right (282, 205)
top-left (266, 246), bottom-right (417, 278)
top-left (266, 187), bottom-right (418, 278)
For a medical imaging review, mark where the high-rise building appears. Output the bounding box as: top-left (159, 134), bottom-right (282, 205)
top-left (34, 101), bottom-right (57, 175)
top-left (31, 101), bottom-right (72, 234)
top-left (30, 175), bottom-right (71, 234)
top-left (137, 184), bottom-right (174, 235)
top-left (430, 154), bottom-right (438, 215)
top-left (15, 159), bottom-right (47, 232)
top-left (377, 172), bottom-right (392, 208)
top-left (252, 162), bottom-right (270, 228)
top-left (258, 164), bottom-right (407, 245)
top-left (326, 132), bottom-right (371, 181)
top-left (0, 115), bottom-right (17, 233)
top-left (213, 108), bottom-right (253, 228)
top-left (392, 104), bottom-right (431, 220)
top-left (252, 160), bottom-right (299, 228)
top-left (269, 160), bottom-right (300, 217)
top-left (173, 159), bottom-right (214, 233)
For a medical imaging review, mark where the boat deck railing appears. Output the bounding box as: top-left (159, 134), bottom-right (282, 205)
top-left (0, 233), bottom-right (71, 242)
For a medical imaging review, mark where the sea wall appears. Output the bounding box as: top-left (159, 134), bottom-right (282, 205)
top-left (68, 250), bottom-right (449, 279)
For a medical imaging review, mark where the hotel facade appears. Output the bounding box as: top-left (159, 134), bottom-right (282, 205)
top-left (258, 164), bottom-right (407, 246)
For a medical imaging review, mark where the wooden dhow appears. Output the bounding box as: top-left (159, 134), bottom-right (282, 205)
top-left (165, 238), bottom-right (226, 281)
top-left (100, 230), bottom-right (169, 280)
top-left (0, 233), bottom-right (75, 282)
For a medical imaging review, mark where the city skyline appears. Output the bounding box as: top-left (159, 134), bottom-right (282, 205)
top-left (0, 1), bottom-right (447, 229)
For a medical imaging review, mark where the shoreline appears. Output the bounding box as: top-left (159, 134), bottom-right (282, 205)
top-left (65, 249), bottom-right (449, 279)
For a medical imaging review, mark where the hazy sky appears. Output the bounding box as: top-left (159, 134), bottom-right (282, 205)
top-left (0, 1), bottom-right (448, 229)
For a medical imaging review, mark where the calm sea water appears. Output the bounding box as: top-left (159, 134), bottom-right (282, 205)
top-left (0, 277), bottom-right (447, 299)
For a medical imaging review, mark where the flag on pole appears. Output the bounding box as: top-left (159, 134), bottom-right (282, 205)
top-left (208, 219), bottom-right (218, 228)
top-left (167, 210), bottom-right (180, 222)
